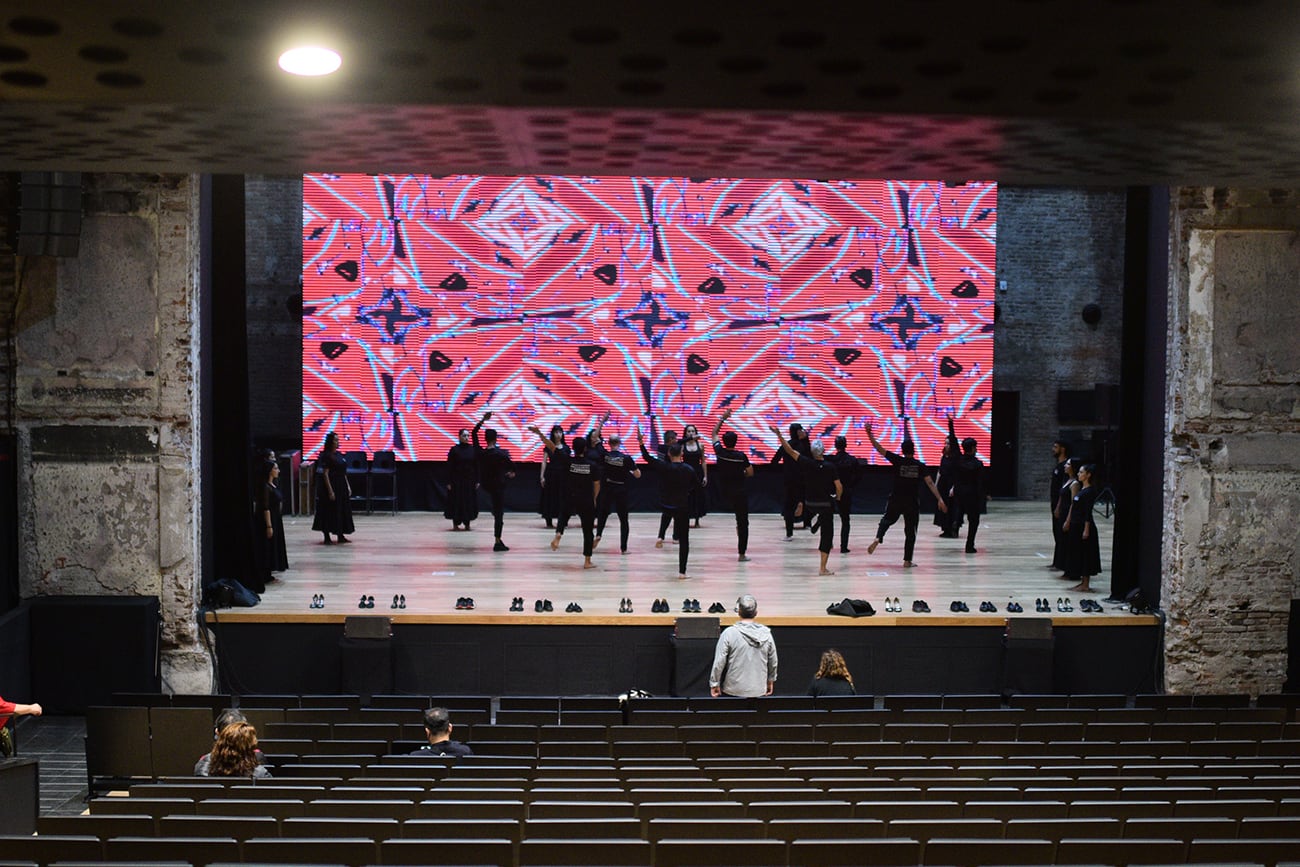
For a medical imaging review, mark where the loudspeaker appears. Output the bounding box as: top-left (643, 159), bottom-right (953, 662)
top-left (17, 172), bottom-right (82, 257)
top-left (343, 615), bottom-right (391, 639)
top-left (673, 616), bottom-right (719, 639)
top-left (340, 637), bottom-right (393, 698)
top-left (29, 595), bottom-right (161, 712)
top-left (1001, 617), bottom-right (1054, 696)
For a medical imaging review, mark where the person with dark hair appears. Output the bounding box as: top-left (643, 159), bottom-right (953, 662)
top-left (710, 409), bottom-right (754, 562)
top-left (829, 434), bottom-right (870, 554)
top-left (864, 422), bottom-right (946, 567)
top-left (1063, 463), bottom-right (1103, 593)
top-left (771, 422), bottom-right (811, 539)
top-left (933, 416), bottom-right (963, 538)
top-left (709, 594), bottom-right (777, 698)
top-left (531, 427), bottom-right (602, 569)
top-left (473, 412), bottom-right (515, 552)
top-left (1053, 456), bottom-right (1081, 575)
top-left (445, 415), bottom-right (487, 531)
top-left (956, 437), bottom-right (988, 553)
top-left (771, 426), bottom-right (842, 575)
top-left (1049, 440), bottom-right (1071, 568)
top-left (648, 418), bottom-right (681, 544)
top-left (311, 431), bottom-right (354, 545)
top-left (594, 432), bottom-right (640, 555)
top-left (251, 457), bottom-right (287, 593)
top-left (194, 708), bottom-right (262, 775)
top-left (681, 423), bottom-right (708, 527)
top-left (409, 707), bottom-right (472, 757)
top-left (638, 429), bottom-right (699, 580)
top-left (538, 423), bottom-right (569, 529)
top-left (207, 722), bottom-right (271, 778)
top-left (807, 649), bottom-right (856, 697)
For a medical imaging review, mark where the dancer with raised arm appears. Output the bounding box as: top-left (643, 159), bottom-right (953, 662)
top-left (594, 429), bottom-right (641, 555)
top-left (771, 422), bottom-right (811, 539)
top-left (956, 437), bottom-right (988, 553)
top-left (445, 415), bottom-right (487, 531)
top-left (710, 409), bottom-right (754, 562)
top-left (537, 424), bottom-right (568, 529)
top-left (638, 428), bottom-right (698, 580)
top-left (682, 423), bottom-right (708, 528)
top-left (771, 425), bottom-right (842, 575)
top-left (829, 435), bottom-right (870, 554)
top-left (530, 425), bottom-right (601, 569)
top-left (473, 412), bottom-right (515, 552)
top-left (864, 422), bottom-right (946, 568)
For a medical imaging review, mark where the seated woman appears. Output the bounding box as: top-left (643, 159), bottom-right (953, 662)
top-left (206, 721), bottom-right (272, 779)
top-left (807, 648), bottom-right (856, 697)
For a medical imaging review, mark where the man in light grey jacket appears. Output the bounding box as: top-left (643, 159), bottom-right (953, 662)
top-left (709, 594), bottom-right (778, 697)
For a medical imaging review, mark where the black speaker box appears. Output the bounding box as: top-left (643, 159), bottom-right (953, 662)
top-left (29, 595), bottom-right (160, 712)
top-left (1001, 617), bottom-right (1054, 696)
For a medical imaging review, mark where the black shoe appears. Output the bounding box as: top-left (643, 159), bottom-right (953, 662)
top-left (653, 599), bottom-right (664, 613)
top-left (494, 540), bottom-right (509, 552)
top-left (691, 599), bottom-right (701, 613)
top-left (543, 599), bottom-right (553, 612)
top-left (571, 602), bottom-right (583, 613)
top-left (682, 598), bottom-right (692, 613)
top-left (840, 547), bottom-right (850, 554)
top-left (465, 597), bottom-right (475, 610)
top-left (708, 601), bottom-right (725, 613)
top-left (359, 594), bottom-right (369, 609)
top-left (950, 601), bottom-right (962, 612)
top-left (912, 600), bottom-right (931, 613)
top-left (398, 595), bottom-right (405, 609)
top-left (626, 599), bottom-right (634, 613)
top-left (310, 594), bottom-right (320, 609)
top-left (966, 545), bottom-right (977, 553)
top-left (534, 599), bottom-right (544, 613)
top-left (1007, 601), bottom-right (1023, 613)
top-left (391, 594), bottom-right (400, 609)
top-left (618, 598), bottom-right (627, 613)
top-left (366, 595), bottom-right (375, 608)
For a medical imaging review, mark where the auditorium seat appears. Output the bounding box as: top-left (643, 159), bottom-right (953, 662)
top-left (90, 798), bottom-right (195, 819)
top-left (36, 814), bottom-right (158, 838)
top-left (788, 837), bottom-right (922, 867)
top-left (0, 835), bottom-right (104, 864)
top-left (766, 817), bottom-right (888, 840)
top-left (651, 839), bottom-right (783, 867)
top-left (379, 837), bottom-right (514, 866)
top-left (157, 814), bottom-right (278, 840)
top-left (241, 837), bottom-right (378, 867)
top-left (1054, 837), bottom-right (1187, 864)
top-left (1187, 837), bottom-right (1300, 866)
top-left (527, 799), bottom-right (635, 819)
top-left (399, 818), bottom-right (521, 842)
top-left (102, 837), bottom-right (238, 867)
top-left (642, 818), bottom-right (765, 841)
top-left (194, 798), bottom-right (306, 819)
top-left (414, 799), bottom-right (526, 821)
top-left (634, 801), bottom-right (748, 822)
top-left (922, 837), bottom-right (1055, 865)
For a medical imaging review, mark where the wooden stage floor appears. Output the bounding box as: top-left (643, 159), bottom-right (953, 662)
top-left (220, 501), bottom-right (1152, 628)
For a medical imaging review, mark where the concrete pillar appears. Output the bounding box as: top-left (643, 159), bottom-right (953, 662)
top-left (1164, 188), bottom-right (1300, 694)
top-left (13, 174), bottom-right (207, 693)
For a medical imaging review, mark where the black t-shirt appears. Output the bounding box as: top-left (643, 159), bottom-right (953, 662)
top-left (408, 739), bottom-right (472, 758)
top-left (772, 435), bottom-right (811, 477)
top-left (798, 454), bottom-right (840, 507)
top-left (885, 451), bottom-right (928, 501)
top-left (829, 450), bottom-right (866, 492)
top-left (807, 676), bottom-right (856, 698)
top-left (478, 445), bottom-right (513, 490)
top-left (641, 444), bottom-right (697, 508)
top-left (544, 444), bottom-right (571, 480)
top-left (564, 456), bottom-right (602, 508)
top-left (956, 455), bottom-right (984, 498)
top-left (712, 441), bottom-right (752, 498)
top-left (601, 449), bottom-right (636, 485)
top-left (1050, 459), bottom-right (1068, 507)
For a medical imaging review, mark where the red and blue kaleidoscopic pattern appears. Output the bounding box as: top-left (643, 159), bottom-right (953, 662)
top-left (303, 174), bottom-right (996, 465)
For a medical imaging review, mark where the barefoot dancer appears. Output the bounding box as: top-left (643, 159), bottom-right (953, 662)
top-left (864, 422), bottom-right (946, 568)
top-left (771, 426), bottom-right (842, 575)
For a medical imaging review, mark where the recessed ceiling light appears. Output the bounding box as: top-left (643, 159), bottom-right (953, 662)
top-left (279, 46), bottom-right (341, 77)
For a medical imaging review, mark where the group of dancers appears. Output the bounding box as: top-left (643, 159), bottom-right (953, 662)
top-left (432, 410), bottom-right (992, 579)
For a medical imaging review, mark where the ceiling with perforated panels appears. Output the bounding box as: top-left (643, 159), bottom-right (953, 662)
top-left (2, 0), bottom-right (1300, 184)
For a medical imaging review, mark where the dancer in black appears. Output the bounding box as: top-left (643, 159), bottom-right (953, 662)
top-left (531, 426), bottom-right (601, 569)
top-left (710, 409), bottom-right (754, 561)
top-left (934, 416), bottom-right (963, 538)
top-left (682, 424), bottom-right (708, 527)
top-left (771, 422), bottom-right (811, 538)
top-left (473, 412), bottom-right (515, 552)
top-left (1048, 440), bottom-right (1070, 568)
top-left (772, 426), bottom-right (843, 575)
top-left (864, 422), bottom-right (946, 567)
top-left (829, 435), bottom-right (870, 554)
top-left (638, 429), bottom-right (698, 580)
top-left (594, 433), bottom-right (640, 554)
top-left (1054, 457), bottom-right (1081, 578)
top-left (1063, 463), bottom-right (1102, 593)
top-left (445, 416), bottom-right (486, 530)
top-left (538, 424), bottom-right (568, 529)
top-left (955, 437), bottom-right (987, 553)
top-left (648, 419), bottom-right (680, 545)
top-left (311, 431), bottom-right (354, 545)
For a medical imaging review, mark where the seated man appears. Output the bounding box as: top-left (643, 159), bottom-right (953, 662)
top-left (194, 708), bottom-right (265, 775)
top-left (409, 707), bottom-right (473, 757)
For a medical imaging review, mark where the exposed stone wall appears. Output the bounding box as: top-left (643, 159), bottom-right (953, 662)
top-left (1165, 187), bottom-right (1300, 695)
top-left (12, 173), bottom-right (207, 692)
top-left (994, 187), bottom-right (1127, 498)
top-left (245, 176), bottom-right (303, 449)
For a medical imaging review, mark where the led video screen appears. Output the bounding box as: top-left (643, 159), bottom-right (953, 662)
top-left (303, 174), bottom-right (995, 465)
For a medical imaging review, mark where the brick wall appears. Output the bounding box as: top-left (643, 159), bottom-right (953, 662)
top-left (244, 175), bottom-right (303, 450)
top-left (993, 187), bottom-right (1127, 498)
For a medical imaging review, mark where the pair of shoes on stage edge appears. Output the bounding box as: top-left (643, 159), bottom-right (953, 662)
top-left (564, 602), bottom-right (583, 613)
top-left (649, 598), bottom-right (669, 613)
top-left (509, 597), bottom-right (525, 612)
top-left (708, 601), bottom-right (726, 613)
top-left (950, 600), bottom-right (970, 613)
top-left (356, 594), bottom-right (374, 609)
top-left (912, 599), bottom-right (932, 613)
top-left (309, 594), bottom-right (325, 609)
top-left (390, 594), bottom-right (406, 609)
top-left (618, 598), bottom-right (634, 613)
top-left (455, 597), bottom-right (475, 610)
top-left (882, 597), bottom-right (902, 613)
top-left (534, 599), bottom-right (554, 613)
top-left (681, 598), bottom-right (702, 613)
top-left (1057, 597), bottom-right (1075, 612)
top-left (1035, 598), bottom-right (1052, 612)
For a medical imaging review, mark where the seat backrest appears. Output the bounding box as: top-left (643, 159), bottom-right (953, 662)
top-left (86, 705), bottom-right (152, 778)
top-left (150, 706), bottom-right (218, 777)
top-left (343, 451), bottom-right (369, 471)
top-left (372, 450), bottom-right (397, 471)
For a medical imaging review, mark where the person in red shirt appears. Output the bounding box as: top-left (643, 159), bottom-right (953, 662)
top-left (0, 695), bottom-right (42, 757)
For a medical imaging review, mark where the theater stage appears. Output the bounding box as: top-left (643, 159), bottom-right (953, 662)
top-left (206, 502), bottom-right (1161, 698)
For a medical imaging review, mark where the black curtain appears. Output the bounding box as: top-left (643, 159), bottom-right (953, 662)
top-left (0, 434), bottom-right (17, 613)
top-left (201, 176), bottom-right (253, 592)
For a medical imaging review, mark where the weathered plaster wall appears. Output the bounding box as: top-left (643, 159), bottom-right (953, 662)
top-left (13, 174), bottom-right (207, 692)
top-left (1165, 188), bottom-right (1300, 695)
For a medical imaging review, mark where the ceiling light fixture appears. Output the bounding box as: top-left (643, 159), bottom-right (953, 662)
top-left (278, 45), bottom-right (342, 77)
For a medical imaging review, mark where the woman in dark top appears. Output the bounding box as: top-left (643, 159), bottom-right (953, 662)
top-left (445, 425), bottom-right (481, 530)
top-left (1063, 463), bottom-right (1103, 593)
top-left (681, 424), bottom-right (708, 527)
top-left (933, 416), bottom-right (962, 537)
top-left (251, 458), bottom-right (287, 591)
top-left (1052, 458), bottom-right (1081, 575)
top-left (538, 424), bottom-right (568, 529)
top-left (311, 432), bottom-right (354, 544)
top-left (807, 648), bottom-right (856, 697)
